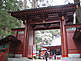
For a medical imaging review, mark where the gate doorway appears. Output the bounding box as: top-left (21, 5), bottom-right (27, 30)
top-left (34, 29), bottom-right (61, 60)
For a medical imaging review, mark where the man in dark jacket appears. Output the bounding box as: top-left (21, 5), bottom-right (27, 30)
top-left (45, 51), bottom-right (49, 61)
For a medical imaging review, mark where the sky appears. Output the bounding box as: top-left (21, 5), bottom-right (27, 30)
top-left (39, 0), bottom-right (74, 7)
top-left (29, 0), bottom-right (74, 8)
top-left (19, 0), bottom-right (74, 8)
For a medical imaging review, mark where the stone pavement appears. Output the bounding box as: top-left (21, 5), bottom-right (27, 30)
top-left (8, 58), bottom-right (81, 61)
top-left (8, 57), bottom-right (81, 61)
top-left (8, 58), bottom-right (61, 61)
top-left (33, 59), bottom-right (61, 61)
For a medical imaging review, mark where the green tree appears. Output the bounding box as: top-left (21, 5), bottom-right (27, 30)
top-left (35, 30), bottom-right (60, 50)
top-left (0, 0), bottom-right (23, 38)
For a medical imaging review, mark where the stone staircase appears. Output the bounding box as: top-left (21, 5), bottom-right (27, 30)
top-left (8, 57), bottom-right (81, 61)
top-left (62, 57), bottom-right (81, 61)
top-left (8, 57), bottom-right (33, 61)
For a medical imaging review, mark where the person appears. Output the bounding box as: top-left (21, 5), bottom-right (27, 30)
top-left (34, 56), bottom-right (36, 60)
top-left (54, 53), bottom-right (56, 60)
top-left (52, 54), bottom-right (54, 60)
top-left (44, 51), bottom-right (49, 61)
top-left (43, 56), bottom-right (44, 60)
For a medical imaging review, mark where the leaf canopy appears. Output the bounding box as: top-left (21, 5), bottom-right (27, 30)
top-left (0, 0), bottom-right (23, 39)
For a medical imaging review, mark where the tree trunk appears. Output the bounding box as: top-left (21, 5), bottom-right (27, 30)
top-left (23, 0), bottom-right (27, 9)
top-left (74, 0), bottom-right (80, 4)
top-left (74, 0), bottom-right (81, 23)
top-left (32, 0), bottom-right (37, 8)
top-left (5, 26), bottom-right (8, 34)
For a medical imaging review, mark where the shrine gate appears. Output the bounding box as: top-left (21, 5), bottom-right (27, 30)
top-left (9, 3), bottom-right (81, 59)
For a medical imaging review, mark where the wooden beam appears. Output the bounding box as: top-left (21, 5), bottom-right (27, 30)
top-left (65, 23), bottom-right (81, 28)
top-left (34, 27), bottom-right (60, 31)
top-left (29, 19), bottom-right (60, 25)
top-left (11, 28), bottom-right (25, 31)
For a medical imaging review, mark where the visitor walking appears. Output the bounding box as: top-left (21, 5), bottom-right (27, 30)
top-left (44, 51), bottom-right (49, 61)
top-left (54, 53), bottom-right (56, 60)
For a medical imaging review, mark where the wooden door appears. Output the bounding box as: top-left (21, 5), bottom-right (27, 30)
top-left (0, 52), bottom-right (5, 61)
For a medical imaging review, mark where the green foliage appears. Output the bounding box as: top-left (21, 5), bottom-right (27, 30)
top-left (0, 0), bottom-right (23, 39)
top-left (35, 30), bottom-right (60, 43)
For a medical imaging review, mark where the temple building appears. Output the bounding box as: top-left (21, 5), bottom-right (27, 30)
top-left (0, 35), bottom-right (21, 61)
top-left (42, 36), bottom-right (61, 59)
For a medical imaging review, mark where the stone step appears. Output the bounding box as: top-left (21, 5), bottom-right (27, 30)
top-left (8, 57), bottom-right (33, 61)
top-left (62, 57), bottom-right (81, 61)
top-left (8, 57), bottom-right (81, 61)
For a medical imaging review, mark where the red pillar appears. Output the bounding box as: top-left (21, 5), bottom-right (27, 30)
top-left (33, 30), bottom-right (35, 57)
top-left (22, 20), bottom-right (29, 57)
top-left (28, 26), bottom-right (34, 58)
top-left (60, 16), bottom-right (68, 57)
